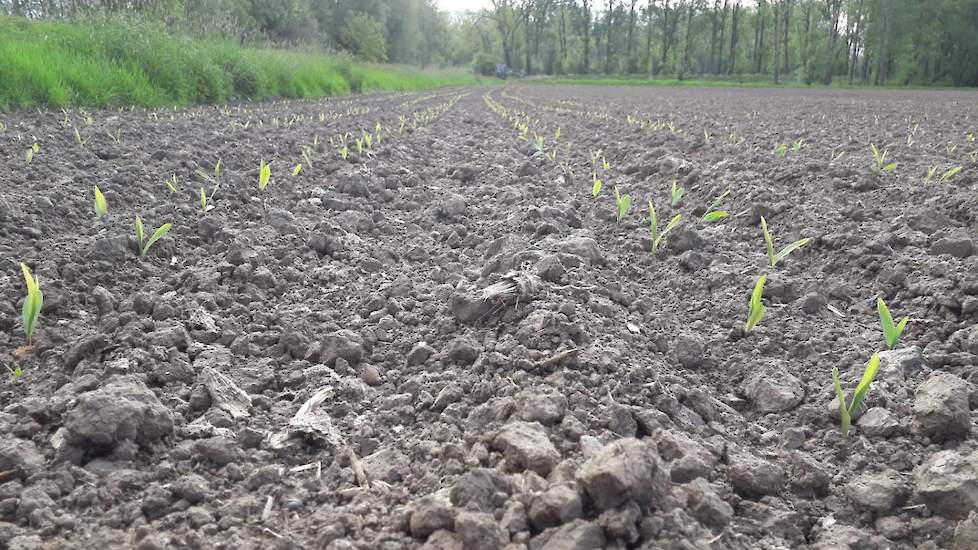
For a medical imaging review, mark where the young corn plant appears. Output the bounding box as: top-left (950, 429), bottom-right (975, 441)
top-left (701, 190), bottom-right (730, 223)
top-left (870, 144), bottom-right (897, 173)
top-left (877, 298), bottom-right (909, 349)
top-left (774, 143), bottom-right (788, 157)
top-left (832, 353), bottom-right (881, 436)
top-left (940, 166), bottom-right (963, 183)
top-left (198, 187), bottom-right (212, 211)
top-left (94, 185), bottom-right (108, 218)
top-left (355, 137), bottom-right (364, 154)
top-left (25, 142), bottom-right (39, 164)
top-left (292, 164), bottom-right (303, 177)
top-left (135, 216), bottom-right (172, 257)
top-left (19, 262), bottom-right (43, 349)
top-left (743, 273), bottom-right (768, 335)
top-left (340, 144), bottom-right (349, 160)
top-left (761, 217), bottom-right (810, 267)
top-left (74, 127), bottom-right (88, 147)
top-left (923, 165), bottom-right (938, 184)
top-left (792, 139), bottom-right (804, 153)
top-left (670, 180), bottom-right (685, 207)
top-left (648, 200), bottom-right (681, 251)
top-left (613, 187), bottom-right (632, 223)
top-left (258, 160), bottom-right (271, 191)
top-left (165, 175), bottom-right (178, 193)
top-left (591, 173), bottom-right (603, 197)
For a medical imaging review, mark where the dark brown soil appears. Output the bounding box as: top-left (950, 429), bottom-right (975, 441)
top-left (1, 85), bottom-right (978, 550)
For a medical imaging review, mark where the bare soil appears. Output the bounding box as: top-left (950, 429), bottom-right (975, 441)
top-left (1, 85), bottom-right (978, 550)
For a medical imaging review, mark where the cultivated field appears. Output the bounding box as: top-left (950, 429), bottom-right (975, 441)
top-left (1, 84), bottom-right (978, 549)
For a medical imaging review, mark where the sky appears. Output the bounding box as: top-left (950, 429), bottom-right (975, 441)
top-left (435, 0), bottom-right (493, 15)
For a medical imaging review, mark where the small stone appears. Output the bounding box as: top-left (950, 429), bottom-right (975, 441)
top-left (727, 452), bottom-right (784, 497)
top-left (528, 485), bottom-right (583, 530)
top-left (361, 365), bottom-right (381, 386)
top-left (319, 330), bottom-right (364, 366)
top-left (672, 333), bottom-right (705, 369)
top-left (407, 342), bottom-right (436, 366)
top-left (914, 450), bottom-right (978, 519)
top-left (556, 237), bottom-right (605, 265)
top-left (454, 511), bottom-right (508, 550)
top-left (929, 231), bottom-right (975, 258)
top-left (669, 227), bottom-right (705, 253)
top-left (410, 493), bottom-right (456, 539)
top-left (798, 292), bottom-right (827, 314)
top-left (450, 468), bottom-right (512, 511)
top-left (492, 421), bottom-right (560, 476)
top-left (432, 384), bottom-right (463, 411)
top-left (877, 346), bottom-right (923, 381)
top-left (686, 478), bottom-right (733, 528)
top-left (741, 370), bottom-right (804, 412)
top-left (846, 470), bottom-right (907, 511)
top-left (284, 498), bottom-right (304, 511)
top-left (514, 388), bottom-right (567, 425)
top-left (856, 407), bottom-right (899, 437)
top-left (533, 519), bottom-right (605, 550)
top-left (0, 439), bottom-right (45, 479)
top-left (912, 372), bottom-right (971, 441)
top-left (954, 511), bottom-right (978, 550)
top-left (576, 438), bottom-right (665, 511)
top-left (361, 448), bottom-right (410, 483)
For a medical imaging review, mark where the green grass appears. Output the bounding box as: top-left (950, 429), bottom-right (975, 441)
top-left (0, 15), bottom-right (477, 111)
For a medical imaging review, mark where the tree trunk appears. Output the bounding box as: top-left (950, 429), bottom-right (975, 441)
top-left (583, 0), bottom-right (592, 73)
top-left (659, 0), bottom-right (673, 75)
top-left (728, 1), bottom-right (739, 74)
top-left (559, 0), bottom-right (568, 74)
top-left (772, 1), bottom-right (781, 83)
top-left (716, 0), bottom-right (728, 73)
top-left (782, 0), bottom-right (790, 75)
top-left (605, 0), bottom-right (615, 73)
top-left (626, 0), bottom-right (639, 72)
top-left (678, 0), bottom-right (694, 80)
top-left (802, 1), bottom-right (812, 83)
top-left (754, 0), bottom-right (766, 73)
top-left (710, 0), bottom-right (721, 74)
top-left (646, 0), bottom-right (655, 73)
top-left (823, 0), bottom-right (843, 85)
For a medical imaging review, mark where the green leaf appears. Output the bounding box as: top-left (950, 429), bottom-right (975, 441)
top-left (883, 162), bottom-right (897, 173)
top-left (761, 217), bottom-right (776, 267)
top-left (93, 185), bottom-right (108, 218)
top-left (670, 180), bottom-right (685, 206)
top-left (258, 160), bottom-right (271, 190)
top-left (773, 238), bottom-right (811, 265)
top-left (832, 367), bottom-right (851, 437)
top-left (702, 210), bottom-right (729, 223)
top-left (940, 166), bottom-right (962, 182)
top-left (199, 187), bottom-right (207, 210)
top-left (592, 177), bottom-right (603, 197)
top-left (848, 353), bottom-right (880, 418)
top-left (614, 187), bottom-right (632, 223)
top-left (141, 223), bottom-right (172, 257)
top-left (135, 216), bottom-right (145, 251)
top-left (743, 273), bottom-right (767, 335)
top-left (292, 164), bottom-right (302, 176)
top-left (655, 214), bottom-right (682, 249)
top-left (20, 263), bottom-right (43, 345)
top-left (877, 297), bottom-right (908, 348)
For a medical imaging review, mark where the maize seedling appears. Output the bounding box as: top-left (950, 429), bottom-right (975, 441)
top-left (165, 175), bottom-right (178, 193)
top-left (292, 164), bottom-right (302, 176)
top-left (923, 165), bottom-right (938, 184)
top-left (774, 143), bottom-right (788, 157)
top-left (19, 263), bottom-right (43, 348)
top-left (701, 190), bottom-right (730, 223)
top-left (792, 139), bottom-right (804, 152)
top-left (591, 173), bottom-right (603, 197)
top-left (94, 185), bottom-right (108, 218)
top-left (940, 166), bottom-right (962, 183)
top-left (258, 160), bottom-right (271, 191)
top-left (870, 144), bottom-right (897, 173)
top-left (135, 216), bottom-right (172, 257)
top-left (613, 187), bottom-right (632, 223)
top-left (832, 353), bottom-right (881, 436)
top-left (340, 144), bottom-right (349, 160)
top-left (743, 273), bottom-right (767, 335)
top-left (877, 297), bottom-right (908, 349)
top-left (648, 200), bottom-right (681, 252)
top-left (761, 217), bottom-right (810, 267)
top-left (670, 180), bottom-right (685, 207)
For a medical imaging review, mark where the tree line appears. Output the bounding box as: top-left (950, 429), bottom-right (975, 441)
top-left (3, 0), bottom-right (977, 86)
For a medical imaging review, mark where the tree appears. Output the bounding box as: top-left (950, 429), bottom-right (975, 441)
top-left (340, 12), bottom-right (387, 61)
top-left (823, 0), bottom-right (843, 84)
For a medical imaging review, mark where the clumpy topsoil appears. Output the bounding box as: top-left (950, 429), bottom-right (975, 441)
top-left (1, 85), bottom-right (978, 549)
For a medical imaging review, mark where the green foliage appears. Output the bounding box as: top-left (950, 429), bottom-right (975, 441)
top-left (774, 143), bottom-right (788, 157)
top-left (743, 273), bottom-right (767, 335)
top-left (613, 187), bottom-right (632, 223)
top-left (832, 354), bottom-right (881, 437)
top-left (93, 185), bottom-right (108, 218)
top-left (670, 180), bottom-right (685, 207)
top-left (940, 166), bottom-right (962, 183)
top-left (339, 13), bottom-right (387, 62)
top-left (258, 160), bottom-right (271, 190)
top-left (19, 262), bottom-right (42, 347)
top-left (648, 200), bottom-right (681, 252)
top-left (591, 173), bottom-right (602, 197)
top-left (135, 216), bottom-right (172, 257)
top-left (0, 16), bottom-right (473, 110)
top-left (473, 52), bottom-right (496, 76)
top-left (165, 175), bottom-right (178, 193)
top-left (877, 298), bottom-right (909, 349)
top-left (871, 144), bottom-right (897, 173)
top-left (701, 190), bottom-right (730, 223)
top-left (760, 217), bottom-right (810, 268)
